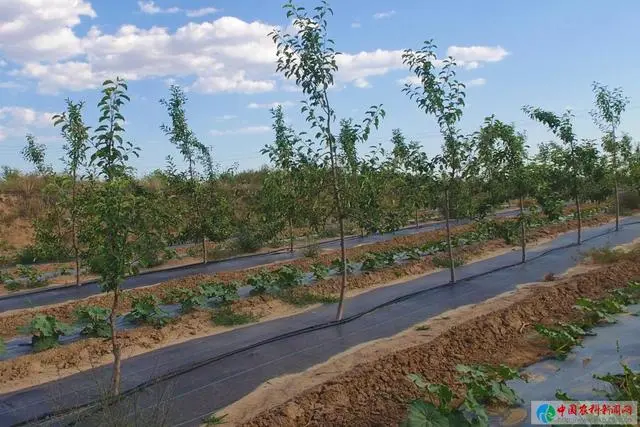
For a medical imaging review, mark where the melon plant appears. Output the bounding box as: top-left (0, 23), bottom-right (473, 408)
top-left (21, 315), bottom-right (73, 352)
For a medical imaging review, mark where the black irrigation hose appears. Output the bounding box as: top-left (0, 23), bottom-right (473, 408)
top-left (15, 218), bottom-right (639, 427)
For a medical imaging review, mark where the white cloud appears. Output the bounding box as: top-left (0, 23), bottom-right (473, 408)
top-left (0, 0), bottom-right (96, 62)
top-left (210, 125), bottom-right (270, 136)
top-left (336, 49), bottom-right (405, 88)
top-left (0, 59), bottom-right (6, 67)
top-left (446, 45), bottom-right (509, 69)
top-left (373, 10), bottom-right (396, 20)
top-left (247, 101), bottom-right (294, 109)
top-left (465, 77), bottom-right (486, 87)
top-left (0, 106), bottom-right (55, 127)
top-left (396, 75), bottom-right (421, 86)
top-left (13, 16), bottom-right (279, 94)
top-left (0, 81), bottom-right (25, 90)
top-left (353, 78), bottom-right (370, 88)
top-left (138, 1), bottom-right (180, 15)
top-left (186, 7), bottom-right (219, 18)
top-left (351, 22), bottom-right (361, 29)
top-left (216, 114), bottom-right (236, 121)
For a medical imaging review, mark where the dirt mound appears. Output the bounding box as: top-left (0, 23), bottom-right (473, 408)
top-left (239, 260), bottom-right (640, 427)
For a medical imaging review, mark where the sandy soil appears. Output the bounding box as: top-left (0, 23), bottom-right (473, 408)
top-left (233, 251), bottom-right (640, 427)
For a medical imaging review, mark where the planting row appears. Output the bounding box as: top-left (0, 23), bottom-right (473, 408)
top-left (0, 209), bottom-right (612, 360)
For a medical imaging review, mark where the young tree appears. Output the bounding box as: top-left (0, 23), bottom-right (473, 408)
top-left (523, 107), bottom-right (583, 243)
top-left (402, 40), bottom-right (468, 283)
top-left (271, 0), bottom-right (384, 320)
top-left (161, 85), bottom-right (222, 263)
top-left (85, 78), bottom-right (140, 395)
top-left (261, 105), bottom-right (301, 252)
top-left (475, 116), bottom-right (529, 262)
top-left (590, 82), bottom-right (631, 230)
top-left (53, 100), bottom-right (90, 286)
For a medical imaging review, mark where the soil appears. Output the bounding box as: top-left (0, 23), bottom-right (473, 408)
top-left (0, 214), bottom-right (621, 392)
top-left (233, 254), bottom-right (640, 427)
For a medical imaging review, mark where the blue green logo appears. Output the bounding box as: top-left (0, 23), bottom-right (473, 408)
top-left (536, 403), bottom-right (557, 424)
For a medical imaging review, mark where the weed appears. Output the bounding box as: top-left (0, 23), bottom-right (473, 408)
top-left (212, 307), bottom-right (257, 326)
top-left (311, 262), bottom-right (329, 281)
top-left (203, 413), bottom-right (228, 425)
top-left (415, 325), bottom-right (430, 331)
top-left (20, 314), bottom-right (72, 352)
top-left (405, 247), bottom-right (422, 261)
top-left (431, 255), bottom-right (464, 269)
top-left (278, 289), bottom-right (339, 307)
top-left (543, 272), bottom-right (556, 282)
top-left (302, 242), bottom-right (320, 258)
top-left (555, 390), bottom-right (573, 401)
top-left (0, 337), bottom-right (5, 355)
top-left (125, 295), bottom-right (170, 328)
top-left (585, 246), bottom-right (640, 264)
top-left (74, 306), bottom-right (112, 338)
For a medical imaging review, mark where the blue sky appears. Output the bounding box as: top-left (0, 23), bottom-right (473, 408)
top-left (1, 0), bottom-right (638, 174)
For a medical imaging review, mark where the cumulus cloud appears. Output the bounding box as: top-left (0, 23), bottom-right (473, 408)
top-left (247, 101), bottom-right (294, 109)
top-left (210, 125), bottom-right (270, 136)
top-left (0, 2), bottom-right (508, 95)
top-left (0, 0), bottom-right (96, 62)
top-left (465, 77), bottom-right (486, 87)
top-left (373, 11), bottom-right (396, 19)
top-left (446, 45), bottom-right (509, 69)
top-left (396, 75), bottom-right (421, 86)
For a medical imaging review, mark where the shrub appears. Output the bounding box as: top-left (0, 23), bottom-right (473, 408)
top-left (125, 294), bottom-right (170, 328)
top-left (234, 224), bottom-right (264, 253)
top-left (74, 306), bottom-right (112, 338)
top-left (20, 314), bottom-right (72, 352)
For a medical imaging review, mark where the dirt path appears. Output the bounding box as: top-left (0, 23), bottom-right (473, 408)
top-left (227, 248), bottom-right (640, 426)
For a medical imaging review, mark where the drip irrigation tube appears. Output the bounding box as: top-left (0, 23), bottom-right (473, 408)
top-left (14, 218), bottom-right (638, 427)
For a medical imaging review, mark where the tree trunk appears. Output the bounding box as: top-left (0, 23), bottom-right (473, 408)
top-left (445, 188), bottom-right (455, 283)
top-left (202, 236), bottom-right (207, 264)
top-left (614, 178), bottom-right (620, 231)
top-left (109, 288), bottom-right (121, 396)
top-left (335, 215), bottom-right (348, 321)
top-left (415, 208), bottom-right (419, 229)
top-left (519, 194), bottom-right (526, 263)
top-left (613, 126), bottom-right (620, 231)
top-left (575, 195), bottom-right (582, 245)
top-left (288, 218), bottom-right (294, 253)
top-left (71, 177), bottom-right (81, 286)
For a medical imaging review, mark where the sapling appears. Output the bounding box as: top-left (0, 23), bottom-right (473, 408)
top-left (591, 82), bottom-right (631, 230)
top-left (523, 107), bottom-right (584, 244)
top-left (270, 0), bottom-right (384, 320)
top-left (402, 40), bottom-right (470, 283)
top-left (53, 100), bottom-right (90, 286)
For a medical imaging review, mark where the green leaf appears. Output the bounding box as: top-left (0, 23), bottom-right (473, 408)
top-left (402, 400), bottom-right (450, 427)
